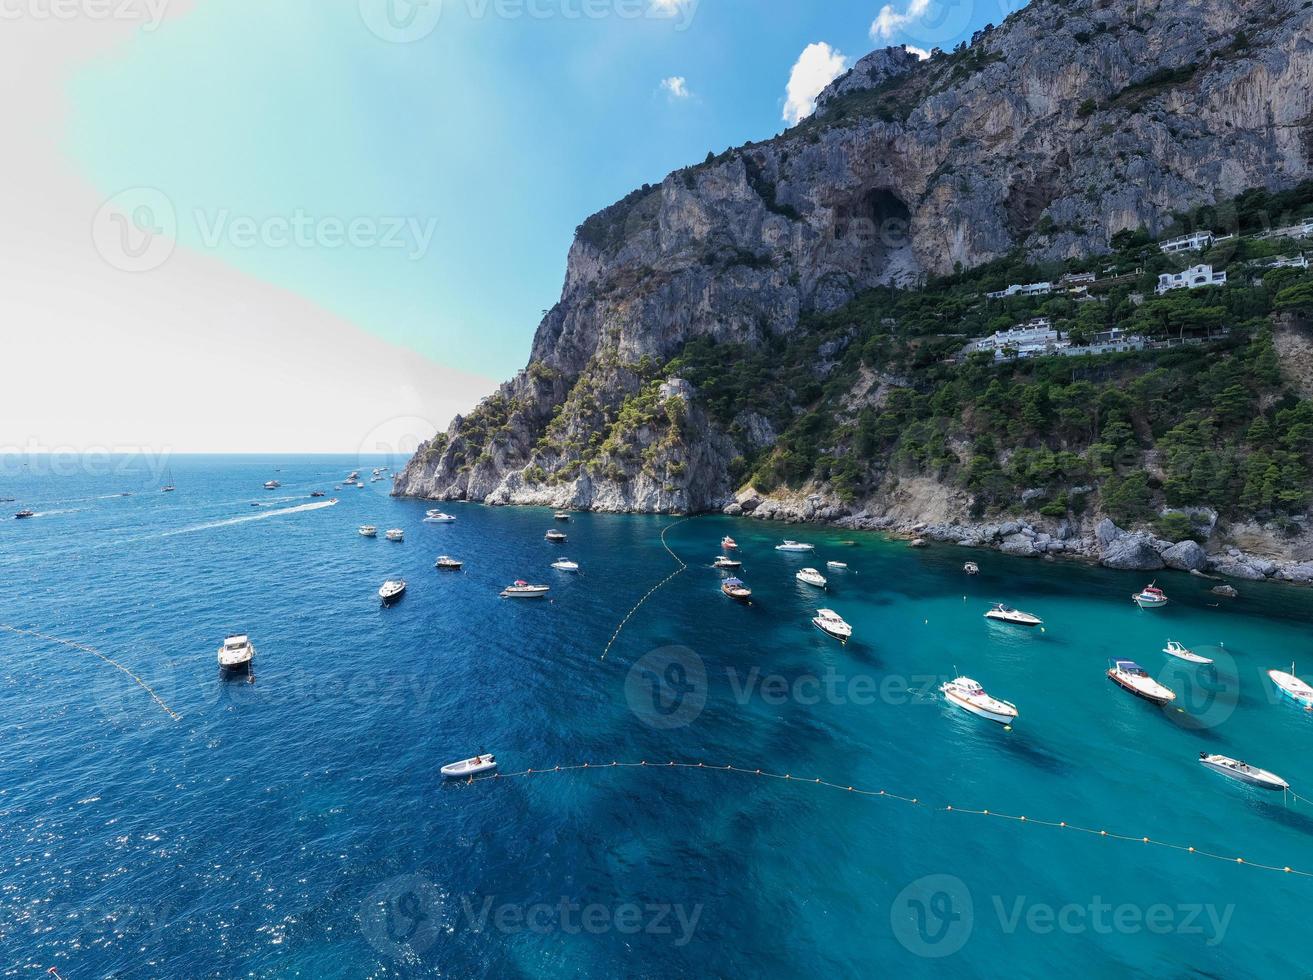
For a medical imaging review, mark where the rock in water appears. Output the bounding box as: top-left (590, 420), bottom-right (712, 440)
top-left (1161, 540), bottom-right (1208, 573)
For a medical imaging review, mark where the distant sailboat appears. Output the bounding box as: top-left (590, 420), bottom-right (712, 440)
top-left (161, 466), bottom-right (175, 493)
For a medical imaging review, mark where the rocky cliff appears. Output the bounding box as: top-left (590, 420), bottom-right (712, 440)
top-left (396, 0), bottom-right (1313, 577)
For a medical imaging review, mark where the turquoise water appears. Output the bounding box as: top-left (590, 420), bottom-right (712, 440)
top-left (2, 456), bottom-right (1312, 977)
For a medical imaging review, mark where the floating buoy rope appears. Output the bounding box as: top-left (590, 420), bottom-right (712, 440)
top-left (465, 760), bottom-right (1313, 878)
top-left (599, 517), bottom-right (693, 661)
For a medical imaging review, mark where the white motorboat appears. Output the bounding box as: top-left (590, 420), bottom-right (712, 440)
top-left (826, 560), bottom-right (848, 570)
top-left (1163, 640), bottom-right (1213, 664)
top-left (721, 535), bottom-right (739, 550)
top-left (546, 529), bottom-right (567, 542)
top-left (359, 525), bottom-right (378, 538)
top-left (1107, 660), bottom-right (1176, 705)
top-left (964, 561), bottom-right (980, 575)
top-left (554, 512), bottom-right (572, 521)
top-left (775, 540), bottom-right (814, 553)
top-left (386, 528), bottom-right (404, 542)
top-left (796, 567), bottom-right (827, 589)
top-left (551, 558), bottom-right (580, 572)
top-left (435, 555), bottom-right (464, 570)
top-left (14, 510), bottom-right (34, 519)
top-left (1198, 753), bottom-right (1289, 791)
top-left (1268, 665), bottom-right (1313, 709)
top-left (347, 471), bottom-right (359, 481)
top-left (713, 556), bottom-right (742, 569)
top-left (263, 480), bottom-right (280, 490)
top-left (441, 754), bottom-right (497, 779)
top-left (1132, 583), bottom-right (1168, 608)
top-left (501, 580), bottom-right (550, 599)
top-left (812, 608), bottom-right (851, 641)
top-left (425, 510), bottom-right (456, 523)
top-left (378, 579), bottom-right (407, 604)
top-left (983, 603), bottom-right (1043, 627)
top-left (217, 634), bottom-right (255, 671)
top-left (941, 676), bottom-right (1018, 726)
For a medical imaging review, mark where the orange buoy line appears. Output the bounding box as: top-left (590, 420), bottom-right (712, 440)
top-left (1, 624), bottom-right (181, 722)
top-left (464, 760), bottom-right (1313, 878)
top-left (599, 517), bottom-right (694, 661)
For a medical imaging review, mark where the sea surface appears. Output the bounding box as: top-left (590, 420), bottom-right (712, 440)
top-left (2, 455), bottom-right (1312, 978)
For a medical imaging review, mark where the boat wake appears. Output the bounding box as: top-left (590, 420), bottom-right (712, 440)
top-left (160, 499), bottom-right (338, 538)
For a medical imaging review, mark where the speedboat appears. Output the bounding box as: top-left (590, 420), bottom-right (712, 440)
top-left (310, 490), bottom-right (326, 498)
top-left (1107, 660), bottom-right (1176, 705)
top-left (378, 579), bottom-right (407, 604)
top-left (501, 581), bottom-right (550, 599)
top-left (359, 525), bottom-right (378, 538)
top-left (964, 561), bottom-right (980, 575)
top-left (546, 529), bottom-right (567, 542)
top-left (347, 471), bottom-right (359, 481)
top-left (775, 540), bottom-right (814, 553)
top-left (1132, 583), bottom-right (1168, 608)
top-left (386, 528), bottom-right (404, 542)
top-left (217, 634), bottom-right (255, 671)
top-left (721, 536), bottom-right (738, 550)
top-left (551, 558), bottom-right (580, 572)
top-left (826, 561), bottom-right (848, 570)
top-left (1268, 665), bottom-right (1313, 709)
top-left (1198, 753), bottom-right (1289, 791)
top-left (812, 608), bottom-right (852, 641)
top-left (554, 512), bottom-right (572, 521)
top-left (721, 577), bottom-right (752, 602)
top-left (1163, 640), bottom-right (1213, 664)
top-left (441, 754), bottom-right (497, 779)
top-left (713, 556), bottom-right (742, 569)
top-left (983, 604), bottom-right (1042, 627)
top-left (941, 676), bottom-right (1018, 725)
top-left (14, 510), bottom-right (34, 519)
top-left (425, 510), bottom-right (456, 523)
top-left (263, 480), bottom-right (280, 490)
top-left (435, 556), bottom-right (464, 570)
top-left (796, 567), bottom-right (827, 589)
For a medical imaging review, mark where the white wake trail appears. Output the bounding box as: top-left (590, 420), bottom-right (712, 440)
top-left (159, 498), bottom-right (339, 538)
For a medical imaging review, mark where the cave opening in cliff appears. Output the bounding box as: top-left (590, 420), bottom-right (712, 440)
top-left (832, 187), bottom-right (916, 285)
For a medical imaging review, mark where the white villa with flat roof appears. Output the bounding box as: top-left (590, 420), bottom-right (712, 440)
top-left (1156, 264), bottom-right (1227, 295)
top-left (1159, 231), bottom-right (1215, 254)
top-left (986, 281), bottom-right (1053, 300)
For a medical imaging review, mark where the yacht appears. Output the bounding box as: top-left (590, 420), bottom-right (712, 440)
top-left (1107, 660), bottom-right (1176, 705)
top-left (721, 536), bottom-right (739, 550)
top-left (425, 510), bottom-right (456, 523)
top-left (941, 676), bottom-right (1018, 725)
top-left (796, 567), bottom-right (827, 589)
top-left (435, 556), bottom-right (464, 571)
top-left (441, 754), bottom-right (498, 779)
top-left (263, 480), bottom-right (280, 490)
top-left (347, 471), bottom-right (359, 481)
top-left (501, 581), bottom-right (550, 599)
top-left (1132, 583), bottom-right (1168, 608)
top-left (775, 540), bottom-right (814, 553)
top-left (721, 577), bottom-right (752, 602)
top-left (983, 604), bottom-right (1043, 627)
top-left (1268, 665), bottom-right (1313, 709)
top-left (554, 512), bottom-right (572, 521)
top-left (217, 634), bottom-right (255, 671)
top-left (1198, 753), bottom-right (1289, 791)
top-left (964, 561), bottom-right (980, 575)
top-left (812, 608), bottom-right (852, 642)
top-left (551, 558), bottom-right (580, 572)
top-left (378, 579), bottom-right (407, 604)
top-left (14, 510), bottom-right (34, 519)
top-left (826, 560), bottom-right (849, 570)
top-left (1163, 640), bottom-right (1213, 664)
top-left (386, 528), bottom-right (405, 542)
top-left (359, 525), bottom-right (378, 538)
top-left (713, 556), bottom-right (742, 569)
top-left (546, 529), bottom-right (567, 542)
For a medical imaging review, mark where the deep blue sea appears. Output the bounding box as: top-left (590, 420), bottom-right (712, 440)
top-left (3, 455), bottom-right (1313, 978)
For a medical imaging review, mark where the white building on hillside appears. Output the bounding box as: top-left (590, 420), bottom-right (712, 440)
top-left (1156, 264), bottom-right (1227, 295)
top-left (1159, 231), bottom-right (1215, 254)
top-left (1061, 327), bottom-right (1146, 356)
top-left (1259, 254), bottom-right (1309, 271)
top-left (976, 317), bottom-right (1065, 360)
top-left (986, 281), bottom-right (1053, 300)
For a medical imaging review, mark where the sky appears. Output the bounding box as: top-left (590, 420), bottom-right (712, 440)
top-left (2, 0), bottom-right (1020, 453)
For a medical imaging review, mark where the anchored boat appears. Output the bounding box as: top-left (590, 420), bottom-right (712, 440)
top-left (941, 676), bottom-right (1018, 725)
top-left (217, 634), bottom-right (255, 671)
top-left (435, 556), bottom-right (464, 570)
top-left (796, 567), bottom-right (827, 589)
top-left (1163, 640), bottom-right (1213, 664)
top-left (1132, 583), bottom-right (1168, 608)
top-left (385, 528), bottom-right (405, 542)
top-left (983, 603), bottom-right (1043, 627)
top-left (721, 536), bottom-right (738, 550)
top-left (359, 525), bottom-right (378, 538)
top-left (546, 529), bottom-right (567, 543)
top-left (775, 540), bottom-right (814, 553)
top-left (721, 577), bottom-right (752, 602)
top-left (502, 581), bottom-right (550, 599)
top-left (551, 558), bottom-right (580, 572)
top-left (378, 579), bottom-right (407, 604)
top-left (713, 556), bottom-right (742, 569)
top-left (1107, 660), bottom-right (1176, 705)
top-left (441, 754), bottom-right (497, 779)
top-left (1268, 665), bottom-right (1313, 709)
top-left (811, 608), bottom-right (851, 642)
top-left (964, 561), bottom-right (980, 575)
top-left (425, 510), bottom-right (456, 523)
top-left (1198, 753), bottom-right (1289, 791)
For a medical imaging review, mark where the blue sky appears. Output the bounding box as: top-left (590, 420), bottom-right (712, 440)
top-left (66, 0), bottom-right (1016, 382)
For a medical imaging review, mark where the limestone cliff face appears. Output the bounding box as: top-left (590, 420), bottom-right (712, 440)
top-left (397, 0), bottom-right (1313, 512)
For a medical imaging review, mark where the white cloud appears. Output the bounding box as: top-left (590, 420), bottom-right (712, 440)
top-left (906, 45), bottom-right (931, 60)
top-left (660, 76), bottom-right (691, 100)
top-left (782, 42), bottom-right (850, 125)
top-left (871, 0), bottom-right (931, 40)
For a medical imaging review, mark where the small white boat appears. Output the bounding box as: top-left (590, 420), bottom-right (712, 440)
top-left (1132, 583), bottom-right (1168, 608)
top-left (721, 536), bottom-right (739, 550)
top-left (1163, 640), bottom-right (1213, 665)
top-left (359, 525), bottom-right (378, 538)
top-left (551, 558), bottom-right (580, 572)
top-left (378, 579), bottom-right (407, 604)
top-left (554, 512), bottom-right (571, 521)
top-left (546, 530), bottom-right (567, 542)
top-left (441, 754), bottom-right (497, 779)
top-left (964, 562), bottom-right (980, 575)
top-left (435, 556), bottom-right (463, 570)
top-left (796, 567), bottom-right (827, 589)
top-left (1268, 665), bottom-right (1313, 709)
top-left (263, 480), bottom-right (280, 490)
top-left (1198, 753), bottom-right (1289, 791)
top-left (217, 634), bottom-right (255, 671)
top-left (812, 608), bottom-right (851, 641)
top-left (502, 580), bottom-right (550, 599)
top-left (983, 603), bottom-right (1043, 627)
top-left (775, 540), bottom-right (814, 553)
top-left (826, 561), bottom-right (848, 570)
top-left (386, 528), bottom-right (404, 542)
top-left (941, 676), bottom-right (1018, 726)
top-left (347, 471), bottom-right (359, 481)
top-left (425, 510), bottom-right (456, 523)
top-left (713, 556), bottom-right (742, 569)
top-left (1107, 660), bottom-right (1176, 705)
